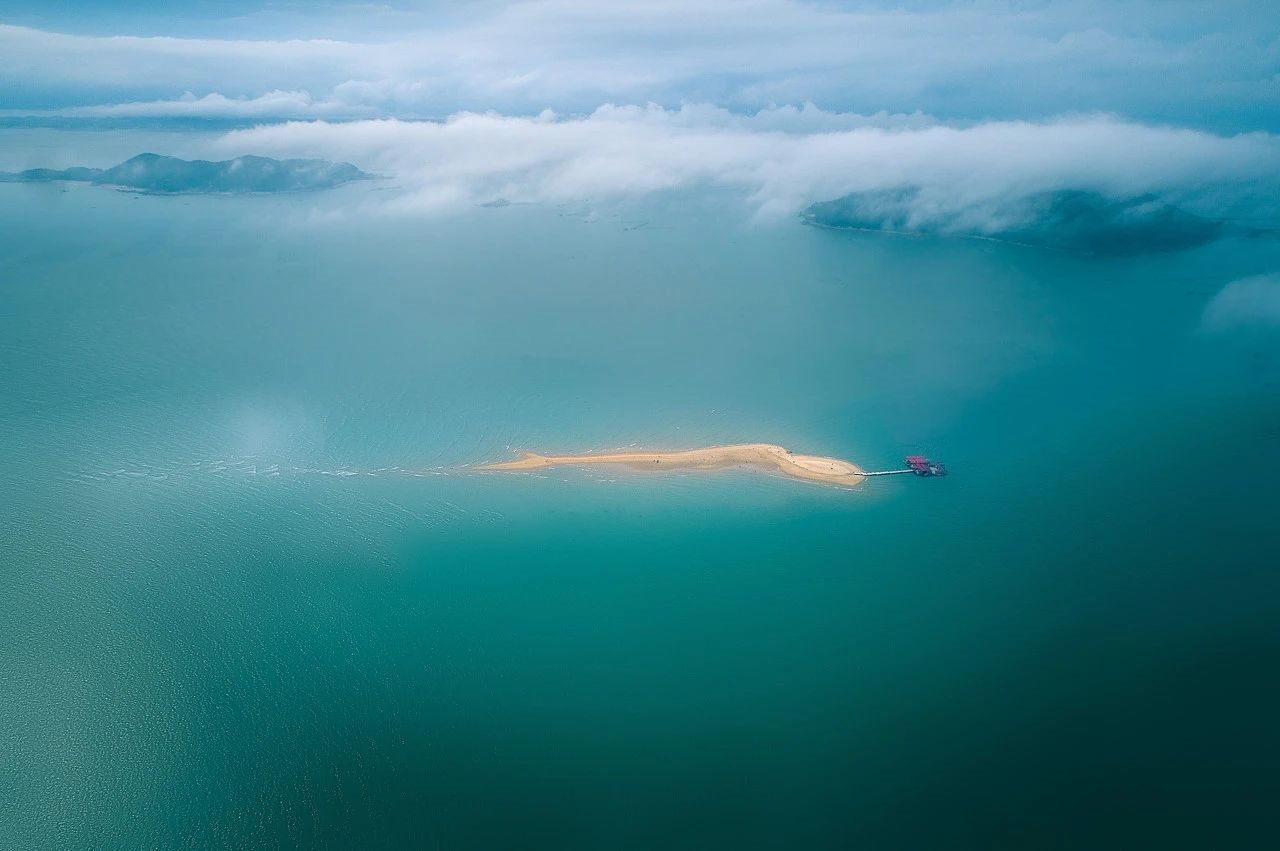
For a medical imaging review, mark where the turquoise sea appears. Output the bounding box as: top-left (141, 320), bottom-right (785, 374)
top-left (3, 130), bottom-right (1279, 848)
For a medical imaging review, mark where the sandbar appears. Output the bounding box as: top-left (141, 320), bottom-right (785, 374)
top-left (478, 443), bottom-right (866, 487)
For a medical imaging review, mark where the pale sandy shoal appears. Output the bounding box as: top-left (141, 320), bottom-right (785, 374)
top-left (477, 443), bottom-right (865, 487)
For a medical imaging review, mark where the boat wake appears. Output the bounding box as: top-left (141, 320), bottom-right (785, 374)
top-left (68, 458), bottom-right (457, 482)
top-left (64, 457), bottom-right (506, 530)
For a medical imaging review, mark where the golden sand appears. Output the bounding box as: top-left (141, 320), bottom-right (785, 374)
top-left (477, 443), bottom-right (865, 487)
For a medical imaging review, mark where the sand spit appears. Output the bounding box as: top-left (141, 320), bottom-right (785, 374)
top-left (478, 443), bottom-right (866, 487)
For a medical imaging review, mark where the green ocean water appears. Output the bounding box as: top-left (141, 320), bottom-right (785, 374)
top-left (3, 134), bottom-right (1280, 848)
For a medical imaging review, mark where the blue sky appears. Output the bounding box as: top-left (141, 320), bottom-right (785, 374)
top-left (2, 1), bottom-right (1277, 131)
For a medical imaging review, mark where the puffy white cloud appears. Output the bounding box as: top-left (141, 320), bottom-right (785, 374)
top-left (204, 106), bottom-right (1280, 221)
top-left (1203, 274), bottom-right (1280, 331)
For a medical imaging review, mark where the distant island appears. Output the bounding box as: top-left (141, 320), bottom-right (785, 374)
top-left (0, 152), bottom-right (374, 194)
top-left (802, 188), bottom-right (1226, 255)
top-left (478, 443), bottom-right (867, 487)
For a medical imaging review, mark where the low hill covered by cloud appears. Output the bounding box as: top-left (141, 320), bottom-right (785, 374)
top-left (0, 152), bottom-right (373, 194)
top-left (802, 189), bottom-right (1234, 255)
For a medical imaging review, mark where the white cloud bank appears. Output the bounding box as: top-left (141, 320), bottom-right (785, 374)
top-left (63, 90), bottom-right (366, 119)
top-left (206, 106), bottom-right (1280, 222)
top-left (1203, 275), bottom-right (1280, 331)
top-left (3, 1), bottom-right (1278, 129)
